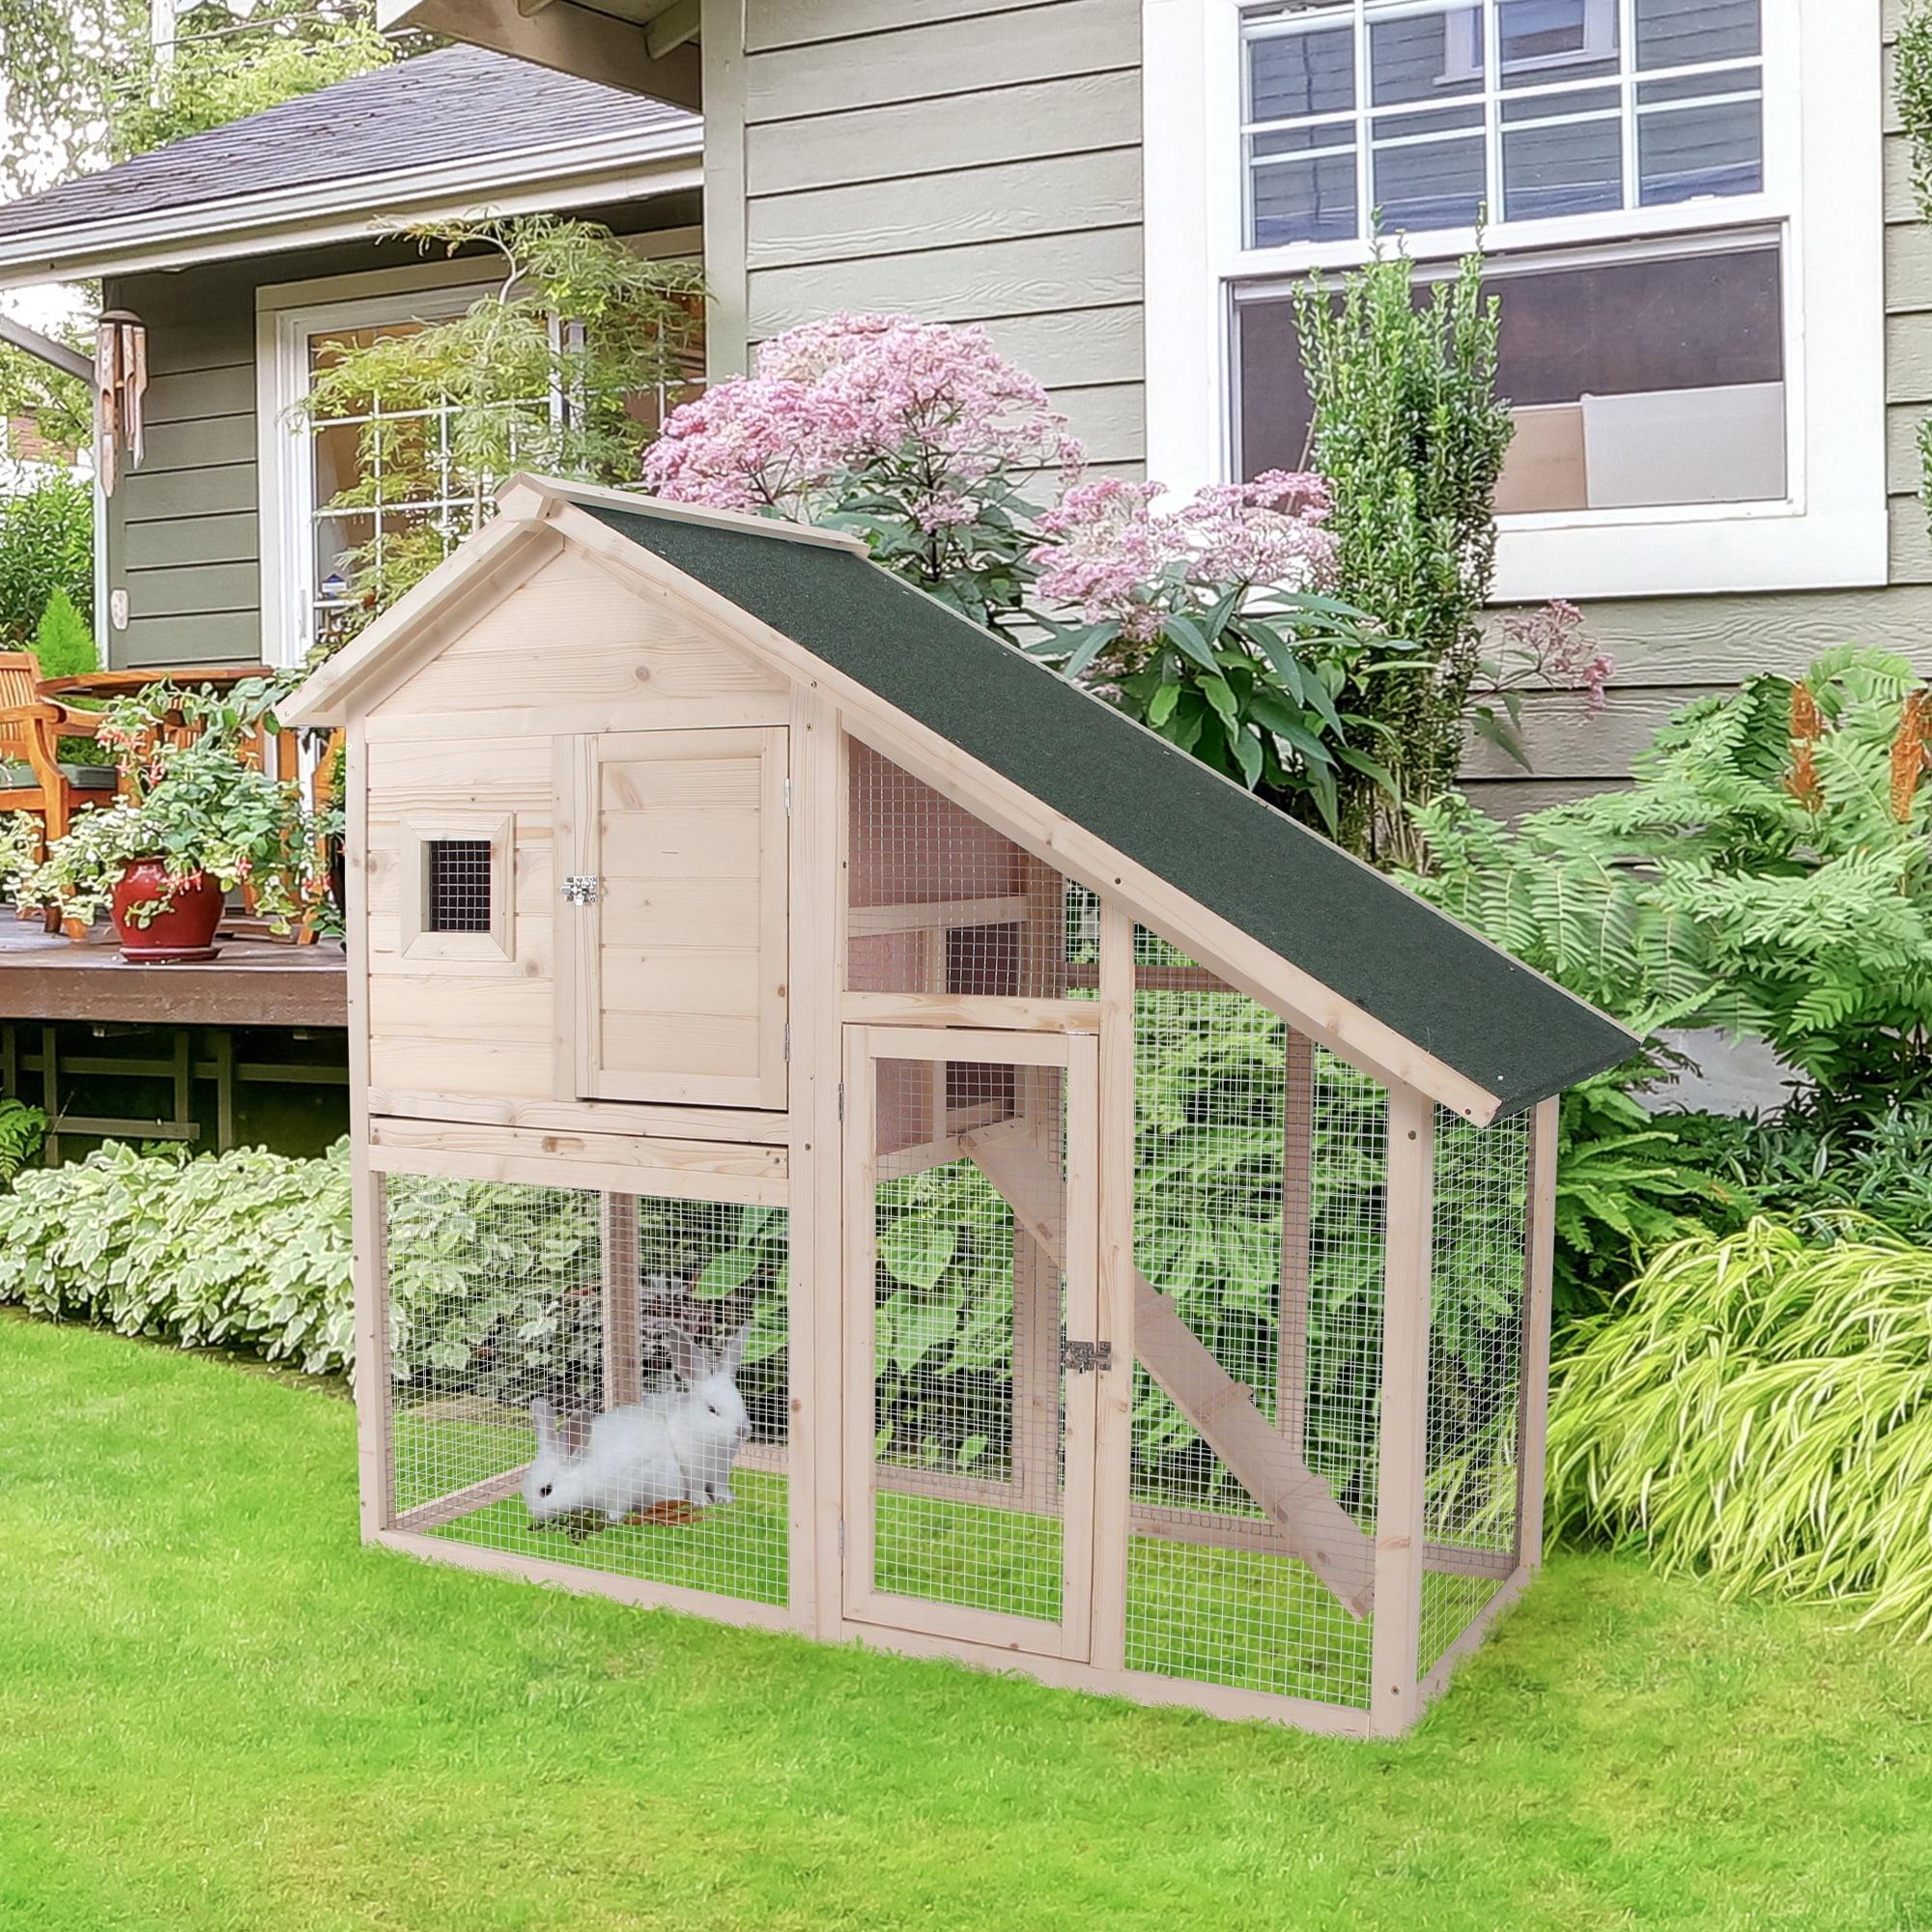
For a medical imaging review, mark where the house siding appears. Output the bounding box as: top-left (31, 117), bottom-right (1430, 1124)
top-left (719, 0), bottom-right (1146, 474)
top-left (708, 0), bottom-right (1922, 813)
top-left (101, 191), bottom-right (702, 673)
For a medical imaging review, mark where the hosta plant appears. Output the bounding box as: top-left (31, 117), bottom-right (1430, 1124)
top-left (1411, 646), bottom-right (1932, 1117)
top-left (1548, 1216), bottom-right (1932, 1638)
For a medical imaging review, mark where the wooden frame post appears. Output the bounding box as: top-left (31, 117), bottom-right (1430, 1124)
top-left (1515, 1096), bottom-right (1559, 1573)
top-left (1279, 1030), bottom-right (1315, 1453)
top-left (1089, 898), bottom-right (1137, 1672)
top-left (1368, 1087), bottom-right (1435, 1740)
top-left (600, 1192), bottom-right (641, 1409)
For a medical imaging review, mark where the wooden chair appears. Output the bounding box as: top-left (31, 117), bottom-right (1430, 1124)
top-left (0, 651), bottom-right (105, 928)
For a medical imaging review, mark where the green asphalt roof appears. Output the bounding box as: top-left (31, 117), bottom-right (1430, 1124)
top-left (589, 504), bottom-right (1638, 1119)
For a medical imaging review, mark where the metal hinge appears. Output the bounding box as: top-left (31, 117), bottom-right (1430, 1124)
top-left (561, 874), bottom-right (601, 906)
top-left (783, 777), bottom-right (792, 818)
top-left (782, 1023), bottom-right (790, 1064)
top-left (1061, 1339), bottom-right (1113, 1374)
top-left (838, 1519), bottom-right (845, 1557)
top-left (837, 1081), bottom-right (844, 1122)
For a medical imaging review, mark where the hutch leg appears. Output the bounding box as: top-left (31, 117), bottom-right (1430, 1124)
top-left (1514, 1096), bottom-right (1559, 1573)
top-left (352, 1150), bottom-right (394, 1543)
top-left (1368, 1087), bottom-right (1435, 1740)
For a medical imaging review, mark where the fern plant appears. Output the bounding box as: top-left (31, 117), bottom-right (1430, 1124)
top-left (0, 1099), bottom-right (45, 1181)
top-left (1411, 646), bottom-right (1932, 1116)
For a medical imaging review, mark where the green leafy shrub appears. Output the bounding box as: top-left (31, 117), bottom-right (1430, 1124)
top-left (1551, 1078), bottom-right (1749, 1325)
top-left (29, 587), bottom-right (110, 765)
top-left (1294, 248), bottom-right (1515, 862)
top-left (0, 473), bottom-right (91, 646)
top-left (1548, 1217), bottom-right (1932, 1636)
top-left (0, 1140), bottom-right (354, 1373)
top-left (1411, 646), bottom-right (1932, 1118)
top-left (0, 1098), bottom-right (46, 1180)
top-left (28, 584), bottom-right (94, 680)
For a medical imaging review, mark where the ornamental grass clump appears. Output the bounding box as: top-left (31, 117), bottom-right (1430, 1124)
top-left (1548, 1217), bottom-right (1932, 1637)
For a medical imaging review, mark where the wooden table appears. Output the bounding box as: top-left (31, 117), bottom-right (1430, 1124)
top-left (41, 665), bottom-right (266, 702)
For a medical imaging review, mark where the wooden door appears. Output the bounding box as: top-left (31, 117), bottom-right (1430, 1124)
top-left (561, 726), bottom-right (788, 1109)
top-left (842, 1025), bottom-right (1100, 1660)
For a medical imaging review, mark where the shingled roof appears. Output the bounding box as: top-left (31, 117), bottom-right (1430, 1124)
top-left (0, 44), bottom-right (696, 250)
top-left (576, 504), bottom-right (1636, 1120)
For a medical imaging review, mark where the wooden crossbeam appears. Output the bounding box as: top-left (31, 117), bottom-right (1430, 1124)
top-left (959, 1123), bottom-right (1377, 1620)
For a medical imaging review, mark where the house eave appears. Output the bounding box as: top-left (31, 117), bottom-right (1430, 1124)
top-left (0, 124), bottom-right (702, 291)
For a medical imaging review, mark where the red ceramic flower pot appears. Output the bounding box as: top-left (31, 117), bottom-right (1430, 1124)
top-left (111, 859), bottom-right (223, 963)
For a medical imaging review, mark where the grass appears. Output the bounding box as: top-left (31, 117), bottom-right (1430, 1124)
top-left (7, 1315), bottom-right (1932, 1931)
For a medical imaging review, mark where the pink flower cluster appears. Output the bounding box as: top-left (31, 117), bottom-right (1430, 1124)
top-left (641, 313), bottom-right (1084, 523)
top-left (1496, 598), bottom-right (1615, 711)
top-left (1030, 471), bottom-right (1340, 642)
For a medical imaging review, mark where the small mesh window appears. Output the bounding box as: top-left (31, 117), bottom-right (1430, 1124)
top-left (427, 838), bottom-right (493, 934)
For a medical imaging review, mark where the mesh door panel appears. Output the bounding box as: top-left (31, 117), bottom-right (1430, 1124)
top-left (383, 1175), bottom-right (788, 1606)
top-left (426, 838), bottom-right (492, 932)
top-left (1418, 1108), bottom-right (1532, 1675)
top-left (1124, 929), bottom-right (1386, 1708)
top-left (867, 1053), bottom-right (1070, 1625)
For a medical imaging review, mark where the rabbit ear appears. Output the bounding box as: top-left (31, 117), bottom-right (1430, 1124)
top-left (530, 1397), bottom-right (556, 1454)
top-left (720, 1321), bottom-right (750, 1377)
top-left (667, 1326), bottom-right (702, 1387)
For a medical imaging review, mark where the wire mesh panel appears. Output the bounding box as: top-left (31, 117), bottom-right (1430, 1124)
top-left (1417, 1107), bottom-right (1532, 1677)
top-left (1123, 926), bottom-right (1386, 1708)
top-left (425, 838), bottom-right (492, 933)
top-left (383, 1175), bottom-right (789, 1607)
top-left (846, 738), bottom-right (1095, 998)
top-left (846, 1029), bottom-right (1097, 1652)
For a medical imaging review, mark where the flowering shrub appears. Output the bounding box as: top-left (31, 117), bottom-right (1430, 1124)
top-left (1027, 473), bottom-right (1406, 833)
top-left (642, 312), bottom-right (1082, 634)
top-left (1467, 598), bottom-right (1616, 768)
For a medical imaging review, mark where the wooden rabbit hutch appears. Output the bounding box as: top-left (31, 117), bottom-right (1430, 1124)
top-left (283, 475), bottom-right (1634, 1739)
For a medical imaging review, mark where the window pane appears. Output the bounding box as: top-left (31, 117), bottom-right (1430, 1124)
top-left (1252, 150), bottom-right (1359, 244)
top-left (1236, 242), bottom-right (1786, 512)
top-left (1634, 0), bottom-right (1759, 70)
top-left (1248, 22), bottom-right (1355, 120)
top-left (1374, 132), bottom-right (1486, 231)
top-left (1370, 6), bottom-right (1485, 105)
top-left (1638, 95), bottom-right (1763, 203)
top-left (1499, 0), bottom-right (1620, 85)
top-left (1503, 117), bottom-right (1622, 219)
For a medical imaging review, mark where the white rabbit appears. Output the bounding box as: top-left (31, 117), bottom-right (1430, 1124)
top-left (523, 1394), bottom-right (685, 1529)
top-left (664, 1321), bottom-right (753, 1509)
top-left (522, 1319), bottom-right (753, 1529)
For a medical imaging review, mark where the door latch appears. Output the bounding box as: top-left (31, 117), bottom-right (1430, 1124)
top-left (1061, 1339), bottom-right (1113, 1374)
top-left (561, 874), bottom-right (601, 906)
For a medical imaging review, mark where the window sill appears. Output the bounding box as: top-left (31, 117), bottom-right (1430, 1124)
top-left (1492, 501), bottom-right (1889, 604)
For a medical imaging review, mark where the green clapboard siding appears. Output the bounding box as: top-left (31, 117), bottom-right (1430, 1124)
top-left (733, 0), bottom-right (1144, 478)
top-left (100, 198), bottom-right (700, 673)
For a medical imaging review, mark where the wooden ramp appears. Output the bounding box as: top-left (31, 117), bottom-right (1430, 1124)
top-left (958, 1122), bottom-right (1377, 1619)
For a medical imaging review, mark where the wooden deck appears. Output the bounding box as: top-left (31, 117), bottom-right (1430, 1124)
top-left (0, 922), bottom-right (347, 1028)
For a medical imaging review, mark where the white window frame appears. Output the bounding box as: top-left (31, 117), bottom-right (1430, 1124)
top-left (1144, 0), bottom-right (1887, 603)
top-left (254, 227), bottom-right (704, 668)
top-left (256, 262), bottom-right (500, 669)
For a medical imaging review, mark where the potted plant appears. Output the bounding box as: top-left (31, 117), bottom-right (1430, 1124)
top-left (15, 705), bottom-right (323, 961)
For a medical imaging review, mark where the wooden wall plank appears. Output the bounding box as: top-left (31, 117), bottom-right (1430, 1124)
top-left (744, 0), bottom-right (1137, 121)
top-left (750, 227), bottom-right (1143, 338)
top-left (747, 148), bottom-right (1140, 269)
top-left (744, 70), bottom-right (1141, 195)
top-left (121, 511), bottom-right (258, 571)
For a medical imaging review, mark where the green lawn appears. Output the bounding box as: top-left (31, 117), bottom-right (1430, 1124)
top-left (5, 1316), bottom-right (1932, 1931)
